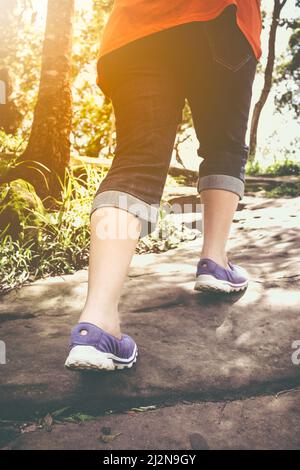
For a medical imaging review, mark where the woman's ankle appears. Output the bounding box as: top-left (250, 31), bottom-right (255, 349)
top-left (200, 251), bottom-right (229, 269)
top-left (79, 309), bottom-right (122, 339)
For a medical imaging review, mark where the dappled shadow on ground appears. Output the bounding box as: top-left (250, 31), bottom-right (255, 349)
top-left (5, 389), bottom-right (300, 450)
top-left (0, 196), bottom-right (299, 418)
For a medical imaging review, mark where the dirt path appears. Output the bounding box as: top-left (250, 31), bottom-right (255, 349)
top-left (1, 196), bottom-right (300, 449)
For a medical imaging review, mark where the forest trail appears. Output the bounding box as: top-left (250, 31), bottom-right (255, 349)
top-left (1, 195), bottom-right (300, 449)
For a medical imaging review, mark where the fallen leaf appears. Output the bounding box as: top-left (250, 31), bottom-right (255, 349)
top-left (21, 424), bottom-right (39, 434)
top-left (64, 413), bottom-right (95, 423)
top-left (99, 432), bottom-right (122, 443)
top-left (41, 413), bottom-right (53, 432)
top-left (130, 406), bottom-right (156, 412)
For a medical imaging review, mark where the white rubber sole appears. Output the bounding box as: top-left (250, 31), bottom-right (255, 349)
top-left (65, 344), bottom-right (138, 371)
top-left (194, 274), bottom-right (248, 293)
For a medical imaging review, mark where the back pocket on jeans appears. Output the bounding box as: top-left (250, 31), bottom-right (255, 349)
top-left (203, 5), bottom-right (253, 72)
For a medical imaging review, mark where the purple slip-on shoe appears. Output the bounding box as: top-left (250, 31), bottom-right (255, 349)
top-left (194, 258), bottom-right (249, 293)
top-left (65, 322), bottom-right (138, 371)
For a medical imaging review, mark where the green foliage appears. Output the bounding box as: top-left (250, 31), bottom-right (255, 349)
top-left (264, 160), bottom-right (300, 176)
top-left (137, 203), bottom-right (198, 254)
top-left (246, 158), bottom-right (300, 176)
top-left (0, 179), bottom-right (45, 240)
top-left (0, 165), bottom-right (198, 294)
top-left (0, 131), bottom-right (26, 179)
top-left (0, 235), bottom-right (35, 292)
top-left (245, 159), bottom-right (262, 176)
top-left (63, 412), bottom-right (96, 423)
top-left (72, 85), bottom-right (114, 158)
top-left (0, 130), bottom-right (25, 155)
top-left (0, 1), bottom-right (45, 134)
top-left (246, 156), bottom-right (300, 198)
top-left (0, 166), bottom-right (102, 294)
top-left (1, 0), bottom-right (115, 148)
top-left (265, 182), bottom-right (300, 198)
top-left (275, 16), bottom-right (300, 117)
top-left (72, 0), bottom-right (114, 79)
top-left (70, 1), bottom-right (116, 158)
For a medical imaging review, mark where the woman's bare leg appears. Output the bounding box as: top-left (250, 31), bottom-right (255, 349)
top-left (200, 189), bottom-right (239, 268)
top-left (79, 207), bottom-right (141, 339)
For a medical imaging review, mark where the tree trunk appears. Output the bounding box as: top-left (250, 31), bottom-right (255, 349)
top-left (249, 0), bottom-right (287, 160)
top-left (17, 0), bottom-right (75, 202)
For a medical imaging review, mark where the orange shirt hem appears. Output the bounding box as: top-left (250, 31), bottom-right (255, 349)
top-left (98, 0), bottom-right (262, 61)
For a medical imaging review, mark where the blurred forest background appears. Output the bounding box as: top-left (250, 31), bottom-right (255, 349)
top-left (0, 0), bottom-right (299, 293)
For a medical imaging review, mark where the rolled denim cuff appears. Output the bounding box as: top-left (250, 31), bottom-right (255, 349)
top-left (197, 174), bottom-right (244, 199)
top-left (90, 190), bottom-right (159, 238)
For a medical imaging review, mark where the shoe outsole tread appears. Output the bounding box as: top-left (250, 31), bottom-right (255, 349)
top-left (65, 348), bottom-right (138, 371)
top-left (194, 283), bottom-right (248, 293)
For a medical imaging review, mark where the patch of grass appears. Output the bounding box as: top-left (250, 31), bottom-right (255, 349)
top-left (246, 158), bottom-right (300, 177)
top-left (0, 131), bottom-right (27, 180)
top-left (0, 168), bottom-right (198, 294)
top-left (63, 412), bottom-right (96, 423)
top-left (136, 203), bottom-right (198, 254)
top-left (0, 131), bottom-right (25, 156)
top-left (0, 166), bottom-right (102, 294)
top-left (168, 174), bottom-right (186, 186)
top-left (265, 182), bottom-right (300, 198)
top-left (263, 160), bottom-right (300, 177)
top-left (0, 236), bottom-right (36, 292)
top-left (246, 159), bottom-right (262, 176)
